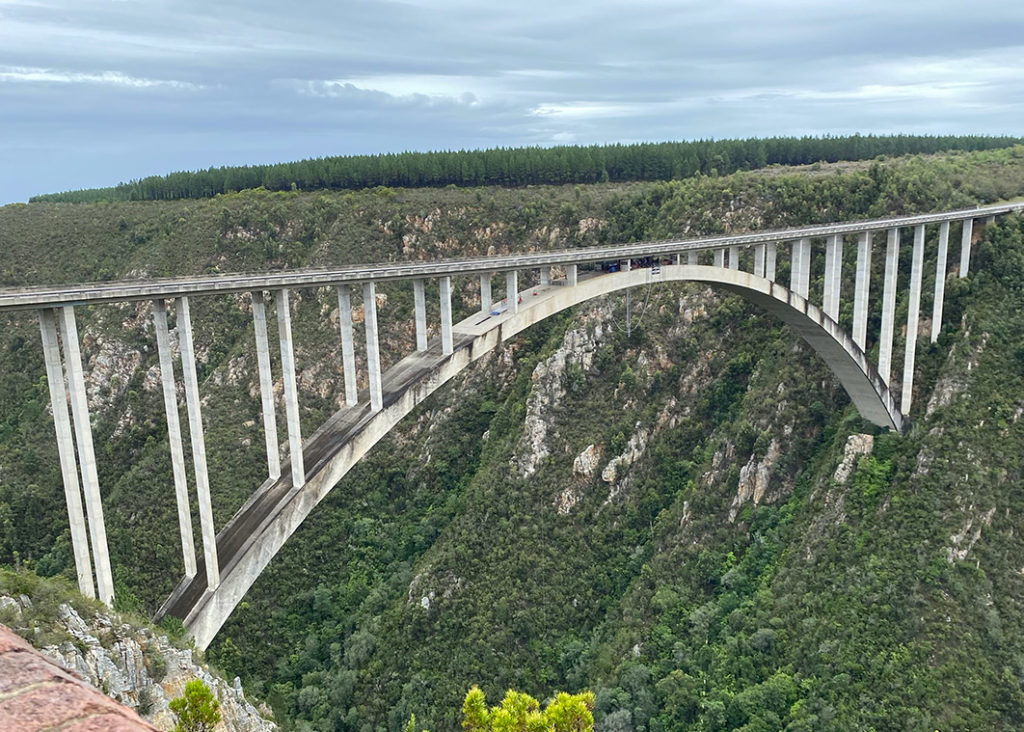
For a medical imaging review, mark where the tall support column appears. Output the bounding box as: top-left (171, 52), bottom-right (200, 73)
top-left (878, 228), bottom-right (900, 385)
top-left (275, 290), bottom-right (304, 488)
top-left (622, 259), bottom-right (632, 272)
top-left (852, 232), bottom-right (872, 350)
top-left (506, 271), bottom-right (519, 314)
top-left (673, 253), bottom-right (682, 265)
top-left (823, 234), bottom-right (843, 321)
top-left (480, 274), bottom-right (492, 313)
top-left (687, 251), bottom-right (699, 265)
top-left (566, 264), bottom-right (578, 287)
top-left (791, 238), bottom-right (811, 299)
top-left (154, 299), bottom-right (198, 578)
top-left (363, 282), bottom-right (383, 412)
top-left (337, 285), bottom-right (360, 404)
top-left (58, 306), bottom-right (114, 606)
top-left (411, 280), bottom-right (428, 353)
top-left (728, 246), bottom-right (739, 270)
top-left (540, 267), bottom-right (551, 286)
top-left (251, 292), bottom-right (282, 479)
top-left (754, 244), bottom-right (766, 277)
top-left (439, 275), bottom-right (453, 356)
top-left (765, 242), bottom-right (778, 282)
top-left (39, 309), bottom-right (94, 598)
top-left (959, 218), bottom-right (974, 279)
top-left (931, 221), bottom-right (950, 343)
top-left (176, 297), bottom-right (219, 590)
top-left (901, 225), bottom-right (926, 413)
top-left (713, 248), bottom-right (725, 268)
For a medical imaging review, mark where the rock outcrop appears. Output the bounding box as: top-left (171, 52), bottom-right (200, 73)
top-left (0, 594), bottom-right (275, 732)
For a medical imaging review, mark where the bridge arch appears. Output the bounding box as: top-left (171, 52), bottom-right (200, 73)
top-left (159, 262), bottom-right (902, 649)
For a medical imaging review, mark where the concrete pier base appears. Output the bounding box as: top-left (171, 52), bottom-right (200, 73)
top-left (177, 296), bottom-right (220, 591)
top-left (754, 244), bottom-right (766, 277)
top-left (506, 271), bottom-right (519, 314)
top-left (58, 306), bottom-right (115, 606)
top-left (39, 309), bottom-right (94, 598)
top-left (901, 225), bottom-right (926, 412)
top-left (440, 276), bottom-right (453, 355)
top-left (823, 234), bottom-right (843, 321)
top-left (251, 292), bottom-right (281, 480)
top-left (154, 299), bottom-right (198, 578)
top-left (959, 218), bottom-right (974, 279)
top-left (363, 282), bottom-right (383, 411)
top-left (878, 228), bottom-right (900, 385)
top-left (337, 285), bottom-right (359, 405)
top-left (852, 232), bottom-right (871, 349)
top-left (791, 238), bottom-right (811, 299)
top-left (275, 289), bottom-right (305, 488)
top-left (932, 221), bottom-right (950, 343)
top-left (480, 274), bottom-right (492, 313)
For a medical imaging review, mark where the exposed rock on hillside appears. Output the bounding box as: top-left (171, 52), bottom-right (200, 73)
top-left (1, 594), bottom-right (274, 732)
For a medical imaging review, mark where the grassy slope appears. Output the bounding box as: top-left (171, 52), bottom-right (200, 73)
top-left (2, 148), bottom-right (1024, 730)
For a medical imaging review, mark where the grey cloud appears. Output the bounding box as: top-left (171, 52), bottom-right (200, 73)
top-left (2, 0), bottom-right (1023, 202)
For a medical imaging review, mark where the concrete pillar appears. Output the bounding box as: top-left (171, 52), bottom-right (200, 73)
top-left (901, 225), bottom-right (926, 413)
top-left (791, 238), bottom-right (811, 299)
top-left (959, 218), bottom-right (974, 279)
top-left (823, 234), bottom-right (843, 321)
top-left (176, 296), bottom-right (219, 590)
top-left (38, 309), bottom-right (94, 598)
top-left (765, 242), bottom-right (778, 282)
top-left (480, 273), bottom-right (492, 313)
top-left (728, 246), bottom-right (740, 270)
top-left (412, 280), bottom-right (428, 353)
top-left (687, 251), bottom-right (699, 265)
top-left (754, 244), bottom-right (766, 278)
top-left (566, 264), bottom-right (578, 287)
top-left (852, 232), bottom-right (872, 350)
top-left (878, 228), bottom-right (900, 385)
top-left (439, 275), bottom-right (453, 356)
top-left (673, 253), bottom-right (682, 265)
top-left (714, 248), bottom-right (725, 268)
top-left (251, 292), bottom-right (281, 480)
top-left (540, 267), bottom-right (551, 286)
top-left (154, 299), bottom-right (198, 578)
top-left (58, 306), bottom-right (114, 606)
top-left (336, 285), bottom-right (359, 404)
top-left (623, 259), bottom-right (632, 272)
top-left (363, 282), bottom-right (383, 412)
top-left (275, 290), bottom-right (304, 488)
top-left (506, 271), bottom-right (519, 314)
top-left (931, 221), bottom-right (950, 343)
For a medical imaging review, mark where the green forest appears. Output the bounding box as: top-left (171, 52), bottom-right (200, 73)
top-left (4, 143), bottom-right (1024, 730)
top-left (28, 134), bottom-right (1022, 204)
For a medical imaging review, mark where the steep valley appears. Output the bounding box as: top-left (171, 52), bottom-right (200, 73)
top-left (4, 147), bottom-right (1024, 730)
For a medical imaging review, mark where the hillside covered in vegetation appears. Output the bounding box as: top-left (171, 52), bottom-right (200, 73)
top-left (29, 134), bottom-right (1022, 204)
top-left (4, 145), bottom-right (1024, 730)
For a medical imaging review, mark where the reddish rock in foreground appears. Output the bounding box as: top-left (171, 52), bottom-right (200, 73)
top-left (0, 625), bottom-right (158, 732)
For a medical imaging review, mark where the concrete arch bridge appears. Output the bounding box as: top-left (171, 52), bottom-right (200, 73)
top-left (2, 202), bottom-right (1020, 649)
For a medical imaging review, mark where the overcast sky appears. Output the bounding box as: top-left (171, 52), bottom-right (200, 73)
top-left (2, 0), bottom-right (1023, 203)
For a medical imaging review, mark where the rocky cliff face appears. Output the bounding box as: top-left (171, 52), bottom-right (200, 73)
top-left (0, 593), bottom-right (275, 732)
